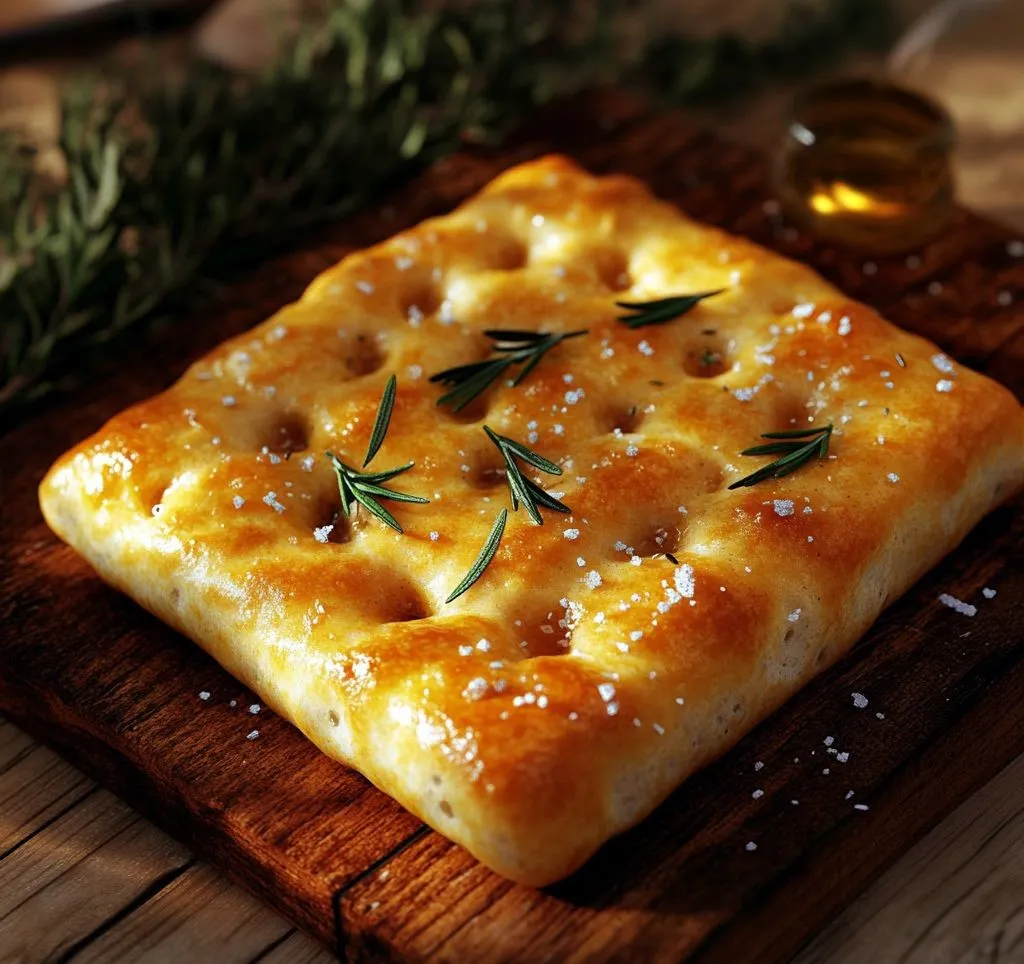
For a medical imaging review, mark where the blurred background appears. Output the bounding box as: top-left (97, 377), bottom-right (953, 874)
top-left (1, 0), bottom-right (1022, 421)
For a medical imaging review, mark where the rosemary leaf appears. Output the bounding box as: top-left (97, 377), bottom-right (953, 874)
top-left (431, 329), bottom-right (588, 412)
top-left (446, 508), bottom-right (508, 604)
top-left (728, 423), bottom-right (833, 489)
top-left (615, 290), bottom-right (724, 329)
top-left (363, 373), bottom-right (397, 467)
top-left (482, 425), bottom-right (569, 524)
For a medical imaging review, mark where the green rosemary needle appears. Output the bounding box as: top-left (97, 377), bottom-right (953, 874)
top-left (615, 290), bottom-right (724, 329)
top-left (728, 423), bottom-right (834, 489)
top-left (446, 508), bottom-right (508, 603)
top-left (363, 373), bottom-right (397, 467)
top-left (430, 328), bottom-right (588, 412)
top-left (483, 425), bottom-right (570, 524)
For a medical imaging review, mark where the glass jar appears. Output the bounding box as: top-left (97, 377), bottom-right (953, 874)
top-left (772, 78), bottom-right (956, 253)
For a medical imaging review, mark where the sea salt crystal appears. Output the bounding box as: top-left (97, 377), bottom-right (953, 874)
top-left (982, 587), bottom-right (997, 599)
top-left (637, 340), bottom-right (655, 357)
top-left (791, 303), bottom-right (815, 319)
top-left (745, 841), bottom-right (758, 852)
top-left (931, 353), bottom-right (955, 374)
top-left (249, 704), bottom-right (261, 715)
top-left (936, 379), bottom-right (955, 393)
top-left (313, 524), bottom-right (333, 543)
top-left (938, 593), bottom-right (977, 616)
top-left (430, 531), bottom-right (440, 542)
top-left (356, 280), bottom-right (375, 294)
top-left (752, 789), bottom-right (764, 799)
top-left (246, 729), bottom-right (260, 740)
top-left (198, 691), bottom-right (211, 701)
top-left (232, 496), bottom-right (246, 509)
top-left (598, 683), bottom-right (616, 702)
top-left (854, 803), bottom-right (870, 811)
top-left (674, 564), bottom-right (695, 598)
top-left (887, 473), bottom-right (900, 484)
top-left (851, 692), bottom-right (869, 709)
top-left (584, 570), bottom-right (603, 590)
top-left (263, 491), bottom-right (286, 513)
top-left (837, 316), bottom-right (852, 336)
top-left (787, 608), bottom-right (802, 622)
top-left (773, 499), bottom-right (795, 517)
top-left (463, 677), bottom-right (489, 701)
top-left (563, 528), bottom-right (580, 541)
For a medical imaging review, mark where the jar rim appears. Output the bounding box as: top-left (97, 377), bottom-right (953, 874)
top-left (787, 77), bottom-right (956, 153)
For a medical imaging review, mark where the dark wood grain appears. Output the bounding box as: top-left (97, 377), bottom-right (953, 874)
top-left (1, 91), bottom-right (1022, 962)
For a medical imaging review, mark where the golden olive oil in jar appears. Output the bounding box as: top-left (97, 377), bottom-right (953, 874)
top-left (773, 78), bottom-right (955, 253)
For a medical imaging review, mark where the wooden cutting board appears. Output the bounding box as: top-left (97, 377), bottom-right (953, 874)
top-left (2, 92), bottom-right (1023, 963)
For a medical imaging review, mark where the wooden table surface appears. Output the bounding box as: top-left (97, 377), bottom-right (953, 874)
top-left (3, 3), bottom-right (1024, 963)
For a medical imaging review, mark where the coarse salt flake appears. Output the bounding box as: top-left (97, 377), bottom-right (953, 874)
top-left (851, 692), bottom-right (869, 709)
top-left (931, 353), bottom-right (955, 374)
top-left (313, 524), bottom-right (333, 543)
top-left (773, 499), bottom-right (794, 517)
top-left (598, 682), bottom-right (616, 702)
top-left (198, 691), bottom-right (211, 701)
top-left (232, 495), bottom-right (246, 509)
top-left (938, 593), bottom-right (976, 617)
top-left (584, 570), bottom-right (603, 590)
top-left (463, 677), bottom-right (489, 701)
top-left (788, 608), bottom-right (802, 622)
top-left (887, 473), bottom-right (900, 484)
top-left (936, 379), bottom-right (955, 393)
top-left (563, 528), bottom-right (580, 541)
top-left (982, 587), bottom-right (997, 599)
top-left (674, 564), bottom-right (695, 599)
top-left (246, 729), bottom-right (260, 740)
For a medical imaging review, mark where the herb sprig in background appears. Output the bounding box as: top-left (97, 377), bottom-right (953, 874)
top-left (0, 0), bottom-right (889, 426)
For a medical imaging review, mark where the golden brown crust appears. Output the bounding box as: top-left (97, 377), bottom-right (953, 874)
top-left (40, 156), bottom-right (1024, 884)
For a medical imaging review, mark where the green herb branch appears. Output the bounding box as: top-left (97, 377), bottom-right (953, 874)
top-left (483, 424), bottom-right (570, 524)
top-left (615, 290), bottom-right (724, 329)
top-left (326, 373), bottom-right (428, 532)
top-left (430, 328), bottom-right (588, 412)
top-left (0, 0), bottom-right (889, 425)
top-left (728, 423), bottom-right (834, 489)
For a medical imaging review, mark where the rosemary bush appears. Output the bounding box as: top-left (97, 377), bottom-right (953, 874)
top-left (0, 0), bottom-right (887, 424)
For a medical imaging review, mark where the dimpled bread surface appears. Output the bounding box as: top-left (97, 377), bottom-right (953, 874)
top-left (40, 156), bottom-right (1024, 885)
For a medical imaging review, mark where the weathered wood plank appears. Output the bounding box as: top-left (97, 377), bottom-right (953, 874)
top-left (0, 721), bottom-right (94, 856)
top-left (0, 789), bottom-right (191, 962)
top-left (72, 863), bottom-right (293, 963)
top-left (794, 751), bottom-right (1024, 964)
top-left (256, 931), bottom-right (339, 964)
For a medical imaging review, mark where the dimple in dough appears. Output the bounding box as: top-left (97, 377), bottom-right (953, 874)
top-left (40, 156), bottom-right (1024, 885)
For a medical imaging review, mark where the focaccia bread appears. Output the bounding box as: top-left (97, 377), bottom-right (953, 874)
top-left (40, 156), bottom-right (1024, 885)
